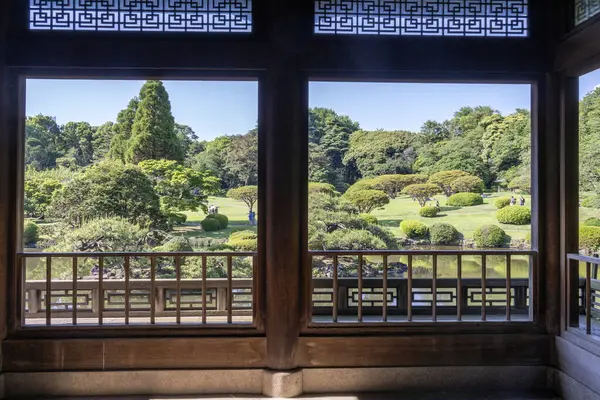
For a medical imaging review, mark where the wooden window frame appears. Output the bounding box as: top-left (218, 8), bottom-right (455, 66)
top-left (0, 0), bottom-right (566, 372)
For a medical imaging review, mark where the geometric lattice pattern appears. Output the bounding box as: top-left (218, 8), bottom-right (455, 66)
top-left (314, 0), bottom-right (528, 36)
top-left (575, 0), bottom-right (600, 26)
top-left (29, 0), bottom-right (252, 32)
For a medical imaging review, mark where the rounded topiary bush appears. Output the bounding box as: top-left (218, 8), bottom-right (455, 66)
top-left (201, 217), bottom-right (221, 232)
top-left (430, 223), bottom-right (459, 245)
top-left (419, 206), bottom-right (440, 218)
top-left (323, 229), bottom-right (387, 250)
top-left (580, 226), bottom-right (600, 252)
top-left (494, 197), bottom-right (511, 209)
top-left (359, 213), bottom-right (378, 225)
top-left (207, 213), bottom-right (229, 229)
top-left (585, 217), bottom-right (600, 227)
top-left (23, 221), bottom-right (39, 245)
top-left (400, 220), bottom-right (429, 239)
top-left (473, 225), bottom-right (507, 248)
top-left (447, 193), bottom-right (483, 207)
top-left (496, 206), bottom-right (531, 225)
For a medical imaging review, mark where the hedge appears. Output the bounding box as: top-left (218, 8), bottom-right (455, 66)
top-left (473, 225), bottom-right (506, 248)
top-left (496, 206), bottom-right (531, 225)
top-left (580, 226), bottom-right (600, 252)
top-left (419, 206), bottom-right (440, 218)
top-left (585, 217), bottom-right (600, 227)
top-left (23, 221), bottom-right (39, 245)
top-left (447, 193), bottom-right (483, 207)
top-left (400, 220), bottom-right (429, 239)
top-left (200, 217), bottom-right (221, 232)
top-left (227, 238), bottom-right (258, 252)
top-left (494, 197), bottom-right (511, 209)
top-left (430, 223), bottom-right (459, 245)
top-left (359, 213), bottom-right (378, 225)
top-left (207, 213), bottom-right (229, 229)
top-left (229, 230), bottom-right (258, 241)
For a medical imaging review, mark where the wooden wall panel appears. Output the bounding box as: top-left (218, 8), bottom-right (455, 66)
top-left (297, 334), bottom-right (550, 368)
top-left (2, 337), bottom-right (267, 372)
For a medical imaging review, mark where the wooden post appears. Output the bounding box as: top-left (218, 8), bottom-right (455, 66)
top-left (533, 74), bottom-right (562, 335)
top-left (262, 64), bottom-right (306, 370)
top-left (560, 76), bottom-right (580, 330)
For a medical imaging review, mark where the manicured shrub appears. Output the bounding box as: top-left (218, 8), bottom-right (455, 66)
top-left (343, 189), bottom-right (389, 213)
top-left (359, 213), bottom-right (378, 225)
top-left (580, 226), bottom-right (600, 252)
top-left (494, 197), bottom-right (511, 209)
top-left (447, 192), bottom-right (483, 207)
top-left (450, 175), bottom-right (485, 194)
top-left (496, 206), bottom-right (531, 225)
top-left (200, 217), bottom-right (221, 232)
top-left (23, 221), bottom-right (39, 245)
top-left (207, 243), bottom-right (235, 251)
top-left (207, 213), bottom-right (229, 229)
top-left (473, 225), bottom-right (507, 248)
top-left (167, 212), bottom-right (187, 226)
top-left (227, 238), bottom-right (258, 252)
top-left (323, 229), bottom-right (387, 250)
top-left (429, 223), bottom-right (459, 245)
top-left (419, 206), bottom-right (440, 218)
top-left (229, 230), bottom-right (257, 241)
top-left (582, 195), bottom-right (600, 209)
top-left (308, 182), bottom-right (337, 196)
top-left (400, 220), bottom-right (429, 239)
top-left (585, 217), bottom-right (600, 227)
top-left (508, 175), bottom-right (531, 194)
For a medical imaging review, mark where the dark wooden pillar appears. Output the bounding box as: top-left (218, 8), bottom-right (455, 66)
top-left (560, 76), bottom-right (580, 333)
top-left (533, 73), bottom-right (562, 335)
top-left (260, 0), bottom-right (311, 371)
top-left (0, 0), bottom-right (10, 345)
top-left (262, 64), bottom-right (307, 370)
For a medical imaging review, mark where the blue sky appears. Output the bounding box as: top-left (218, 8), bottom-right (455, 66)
top-left (26, 71), bottom-right (600, 141)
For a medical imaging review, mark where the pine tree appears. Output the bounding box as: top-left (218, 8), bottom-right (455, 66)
top-left (108, 97), bottom-right (138, 161)
top-left (125, 81), bottom-right (183, 164)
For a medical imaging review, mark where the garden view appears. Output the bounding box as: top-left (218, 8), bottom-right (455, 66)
top-left (21, 79), bottom-right (600, 282)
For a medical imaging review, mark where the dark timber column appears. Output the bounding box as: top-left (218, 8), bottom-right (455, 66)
top-left (534, 74), bottom-right (562, 335)
top-left (560, 76), bottom-right (580, 333)
top-left (0, 1), bottom-right (10, 393)
top-left (262, 64), bottom-right (307, 370)
top-left (261, 0), bottom-right (311, 371)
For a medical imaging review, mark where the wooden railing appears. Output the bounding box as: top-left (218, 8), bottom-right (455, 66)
top-left (19, 251), bottom-right (257, 327)
top-left (19, 249), bottom-right (538, 328)
top-left (567, 253), bottom-right (600, 336)
top-left (309, 249), bottom-right (537, 324)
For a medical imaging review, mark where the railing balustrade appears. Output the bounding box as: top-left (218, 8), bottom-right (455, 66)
top-left (19, 249), bottom-right (539, 328)
top-left (19, 251), bottom-right (257, 327)
top-left (309, 250), bottom-right (537, 324)
top-left (567, 253), bottom-right (600, 337)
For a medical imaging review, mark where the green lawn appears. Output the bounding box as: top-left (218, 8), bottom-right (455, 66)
top-left (170, 192), bottom-right (600, 246)
top-left (173, 196), bottom-right (257, 241)
top-left (372, 191), bottom-right (531, 241)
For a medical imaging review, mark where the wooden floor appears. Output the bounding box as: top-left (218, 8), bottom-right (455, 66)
top-left (40, 392), bottom-right (560, 400)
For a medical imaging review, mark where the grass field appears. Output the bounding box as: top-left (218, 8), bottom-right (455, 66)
top-left (373, 191), bottom-right (531, 241)
top-left (173, 196), bottom-right (258, 240)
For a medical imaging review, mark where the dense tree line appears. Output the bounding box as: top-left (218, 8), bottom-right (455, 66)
top-left (307, 106), bottom-right (531, 191)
